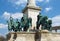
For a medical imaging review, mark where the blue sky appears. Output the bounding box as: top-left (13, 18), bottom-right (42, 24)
top-left (0, 0), bottom-right (60, 36)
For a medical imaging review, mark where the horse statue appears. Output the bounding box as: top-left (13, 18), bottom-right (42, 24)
top-left (7, 16), bottom-right (32, 32)
top-left (13, 19), bottom-right (21, 32)
top-left (20, 17), bottom-right (32, 31)
top-left (7, 17), bottom-right (15, 31)
top-left (36, 13), bottom-right (52, 31)
top-left (24, 18), bottom-right (32, 31)
top-left (7, 17), bottom-right (21, 32)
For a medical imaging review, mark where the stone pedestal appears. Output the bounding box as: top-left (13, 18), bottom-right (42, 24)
top-left (6, 30), bottom-right (60, 41)
top-left (41, 30), bottom-right (51, 41)
top-left (7, 32), bottom-right (37, 41)
top-left (7, 31), bottom-right (42, 41)
top-left (41, 30), bottom-right (49, 33)
top-left (41, 30), bottom-right (60, 41)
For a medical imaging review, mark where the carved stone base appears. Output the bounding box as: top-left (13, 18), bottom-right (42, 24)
top-left (6, 30), bottom-right (60, 41)
top-left (7, 32), bottom-right (41, 41)
top-left (41, 30), bottom-right (49, 33)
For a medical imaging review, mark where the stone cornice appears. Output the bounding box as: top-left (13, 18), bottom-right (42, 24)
top-left (9, 32), bottom-right (36, 34)
top-left (22, 5), bottom-right (41, 13)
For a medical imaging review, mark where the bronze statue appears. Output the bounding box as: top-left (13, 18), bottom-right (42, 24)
top-left (24, 17), bottom-right (32, 31)
top-left (7, 16), bottom-right (32, 32)
top-left (7, 16), bottom-right (14, 31)
top-left (36, 13), bottom-right (52, 31)
top-left (7, 13), bottom-right (52, 32)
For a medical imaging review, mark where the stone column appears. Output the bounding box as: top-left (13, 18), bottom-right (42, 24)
top-left (23, 0), bottom-right (41, 30)
top-left (27, 0), bottom-right (36, 6)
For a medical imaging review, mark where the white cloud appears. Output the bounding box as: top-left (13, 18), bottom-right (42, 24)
top-left (1, 12), bottom-right (23, 29)
top-left (45, 7), bottom-right (52, 12)
top-left (8, 0), bottom-right (27, 6)
top-left (3, 12), bottom-right (23, 20)
top-left (3, 12), bottom-right (10, 20)
top-left (37, 0), bottom-right (44, 2)
top-left (49, 15), bottom-right (60, 27)
top-left (11, 13), bottom-right (23, 19)
top-left (36, 0), bottom-right (50, 3)
top-left (0, 11), bottom-right (23, 29)
top-left (52, 15), bottom-right (60, 23)
top-left (46, 0), bottom-right (49, 2)
top-left (8, 0), bottom-right (50, 6)
top-left (15, 0), bottom-right (27, 5)
top-left (0, 23), bottom-right (8, 29)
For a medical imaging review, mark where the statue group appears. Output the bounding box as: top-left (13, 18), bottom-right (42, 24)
top-left (36, 13), bottom-right (52, 31)
top-left (7, 13), bottom-right (52, 32)
top-left (7, 0), bottom-right (52, 32)
top-left (7, 16), bottom-right (32, 32)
